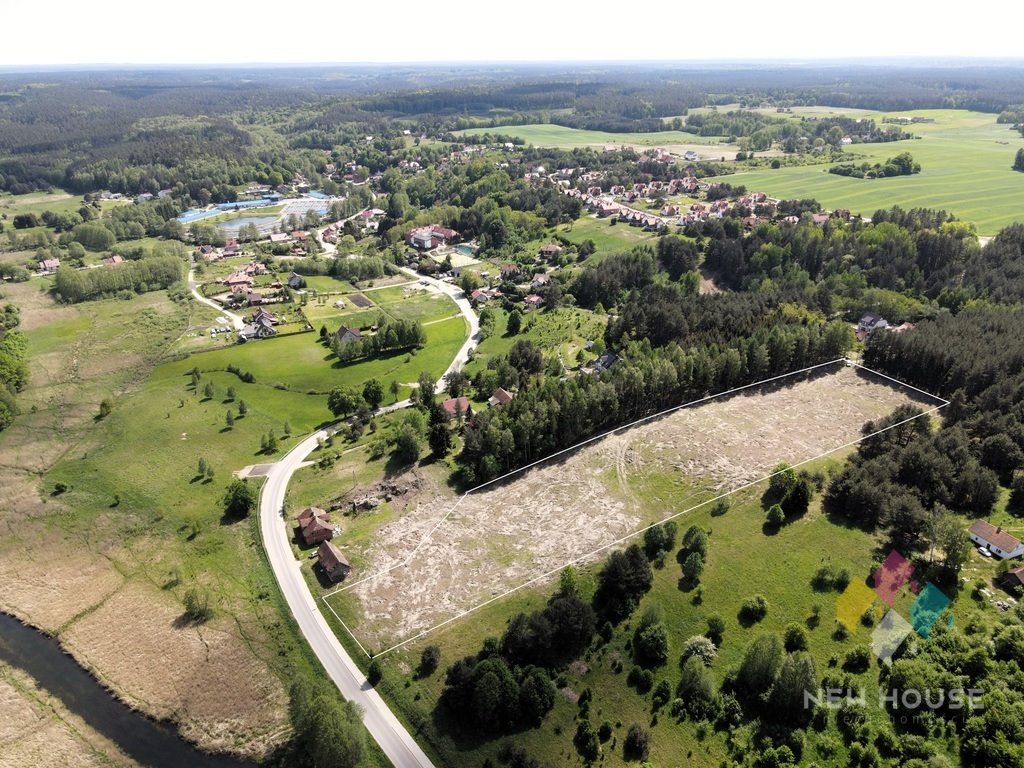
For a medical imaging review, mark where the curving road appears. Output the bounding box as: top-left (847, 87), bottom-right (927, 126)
top-left (259, 432), bottom-right (435, 767)
top-left (256, 260), bottom-right (479, 767)
top-left (187, 262), bottom-right (245, 331)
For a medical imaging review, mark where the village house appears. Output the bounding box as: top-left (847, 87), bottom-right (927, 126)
top-left (499, 264), bottom-right (522, 281)
top-left (102, 255), bottom-right (124, 266)
top-left (37, 257), bottom-right (61, 272)
top-left (287, 272), bottom-right (305, 290)
top-left (811, 212), bottom-right (831, 226)
top-left (523, 294), bottom-right (544, 310)
top-left (297, 506), bottom-right (334, 546)
top-left (488, 387), bottom-right (514, 410)
top-left (405, 225), bottom-right (458, 251)
top-left (539, 243), bottom-right (563, 259)
top-left (969, 520), bottom-right (1024, 559)
top-left (269, 233), bottom-right (292, 244)
top-left (318, 540), bottom-right (351, 582)
top-left (238, 314), bottom-right (277, 342)
top-left (531, 273), bottom-right (551, 289)
top-left (246, 292), bottom-right (264, 306)
top-left (470, 288), bottom-right (502, 305)
top-left (856, 313), bottom-right (890, 342)
top-left (335, 326), bottom-right (362, 345)
top-left (1000, 564), bottom-right (1024, 591)
top-left (251, 308), bottom-right (278, 326)
top-left (441, 396), bottom-right (471, 421)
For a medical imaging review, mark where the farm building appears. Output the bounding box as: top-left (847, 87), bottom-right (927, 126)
top-left (297, 506), bottom-right (334, 546)
top-left (318, 541), bottom-right (351, 582)
top-left (1000, 565), bottom-right (1024, 590)
top-left (969, 520), bottom-right (1024, 559)
top-left (335, 326), bottom-right (362, 345)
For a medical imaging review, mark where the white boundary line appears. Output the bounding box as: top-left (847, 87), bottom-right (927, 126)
top-left (323, 358), bottom-right (948, 657)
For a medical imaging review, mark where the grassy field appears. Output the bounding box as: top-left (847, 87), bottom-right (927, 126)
top-left (464, 305), bottom-right (607, 379)
top-left (731, 109), bottom-right (1024, 234)
top-left (555, 215), bottom-right (659, 260)
top-left (302, 284), bottom-right (460, 329)
top-left (0, 282), bottom-right (391, 763)
top-left (453, 124), bottom-right (732, 151)
top-left (0, 190), bottom-right (129, 240)
top-left (183, 314), bottom-right (467, 398)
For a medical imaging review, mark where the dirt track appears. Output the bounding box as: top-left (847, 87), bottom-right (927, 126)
top-left (341, 366), bottom-right (935, 648)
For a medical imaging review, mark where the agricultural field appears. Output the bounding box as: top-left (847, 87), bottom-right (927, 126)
top-left (301, 282), bottom-right (460, 329)
top-left (731, 109), bottom-right (1024, 234)
top-left (453, 124), bottom-right (740, 158)
top-left (323, 365), bottom-right (932, 650)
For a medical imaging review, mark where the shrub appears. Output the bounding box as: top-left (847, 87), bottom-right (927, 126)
top-left (706, 615), bottom-right (725, 643)
top-left (419, 645), bottom-right (441, 676)
top-left (680, 635), bottom-right (717, 666)
top-left (739, 595), bottom-right (769, 623)
top-left (623, 724), bottom-right (651, 761)
top-left (842, 646), bottom-right (872, 673)
top-left (784, 623), bottom-right (809, 652)
top-left (766, 504), bottom-right (784, 527)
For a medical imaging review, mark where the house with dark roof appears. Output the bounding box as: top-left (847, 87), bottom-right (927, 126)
top-left (441, 396), bottom-right (471, 421)
top-left (335, 326), bottom-right (361, 345)
top-left (856, 313), bottom-right (890, 342)
top-left (969, 520), bottom-right (1024, 559)
top-left (238, 315), bottom-right (277, 342)
top-left (488, 388), bottom-right (514, 410)
top-left (1000, 565), bottom-right (1024, 590)
top-left (318, 540), bottom-right (351, 582)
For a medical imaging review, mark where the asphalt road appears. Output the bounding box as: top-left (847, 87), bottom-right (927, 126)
top-left (259, 430), bottom-right (435, 767)
top-left (254, 258), bottom-right (479, 767)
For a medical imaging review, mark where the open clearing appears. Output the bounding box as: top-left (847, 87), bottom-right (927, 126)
top-left (453, 123), bottom-right (742, 158)
top-left (330, 364), bottom-right (935, 650)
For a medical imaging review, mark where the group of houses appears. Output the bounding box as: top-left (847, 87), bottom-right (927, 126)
top-left (196, 239), bottom-right (243, 263)
top-left (295, 507), bottom-right (351, 583)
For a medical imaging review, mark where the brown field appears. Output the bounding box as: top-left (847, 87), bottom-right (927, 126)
top-left (0, 662), bottom-right (138, 768)
top-left (0, 283), bottom-right (290, 760)
top-left (62, 583), bottom-right (289, 758)
top-left (337, 366), bottom-right (935, 649)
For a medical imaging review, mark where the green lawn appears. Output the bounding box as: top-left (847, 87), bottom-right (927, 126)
top-left (302, 289), bottom-right (459, 329)
top-left (556, 215), bottom-right (659, 261)
top-left (183, 315), bottom-right (467, 397)
top-left (731, 109), bottom-right (1024, 235)
top-left (301, 275), bottom-right (359, 294)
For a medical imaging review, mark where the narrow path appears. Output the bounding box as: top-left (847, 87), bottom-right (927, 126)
top-left (187, 262), bottom-right (244, 331)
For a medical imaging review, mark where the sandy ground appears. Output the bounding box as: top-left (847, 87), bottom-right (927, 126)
top-left (0, 662), bottom-right (138, 768)
top-left (344, 366), bottom-right (932, 648)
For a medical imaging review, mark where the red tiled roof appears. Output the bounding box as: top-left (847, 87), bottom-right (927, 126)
top-left (441, 396), bottom-right (470, 417)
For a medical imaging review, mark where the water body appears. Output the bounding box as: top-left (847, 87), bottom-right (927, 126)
top-left (0, 612), bottom-right (255, 768)
top-left (217, 215), bottom-right (279, 235)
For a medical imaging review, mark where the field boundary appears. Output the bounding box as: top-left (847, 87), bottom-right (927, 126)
top-left (323, 358), bottom-right (948, 657)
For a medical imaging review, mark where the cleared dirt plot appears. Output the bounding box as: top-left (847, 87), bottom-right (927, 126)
top-left (336, 365), bottom-right (937, 649)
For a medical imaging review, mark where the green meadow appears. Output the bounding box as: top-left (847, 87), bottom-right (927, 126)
top-left (182, 315), bottom-right (468, 397)
top-left (454, 123), bottom-right (729, 148)
top-left (732, 109), bottom-right (1024, 234)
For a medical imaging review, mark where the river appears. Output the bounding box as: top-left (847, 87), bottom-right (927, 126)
top-left (0, 612), bottom-right (255, 768)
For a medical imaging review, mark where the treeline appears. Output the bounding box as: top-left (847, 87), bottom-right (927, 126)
top-left (290, 255), bottom-right (385, 283)
top-left (829, 152), bottom-right (920, 179)
top-left (0, 305), bottom-right (27, 432)
top-left (329, 316), bottom-right (426, 362)
top-left (52, 256), bottom-right (182, 303)
top-left (458, 335), bottom-right (851, 485)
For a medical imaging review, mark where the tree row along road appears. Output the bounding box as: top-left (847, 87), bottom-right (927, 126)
top-left (256, 258), bottom-right (479, 768)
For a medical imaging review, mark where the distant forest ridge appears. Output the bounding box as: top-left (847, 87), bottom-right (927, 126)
top-left (3, 64), bottom-right (1024, 195)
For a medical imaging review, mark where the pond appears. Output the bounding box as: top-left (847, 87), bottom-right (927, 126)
top-left (0, 612), bottom-right (255, 768)
top-left (217, 216), bottom-right (280, 235)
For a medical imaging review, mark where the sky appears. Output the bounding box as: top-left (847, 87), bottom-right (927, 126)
top-left (0, 0), bottom-right (1020, 67)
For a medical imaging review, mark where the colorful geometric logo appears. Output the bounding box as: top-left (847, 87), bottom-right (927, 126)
top-left (836, 549), bottom-right (952, 664)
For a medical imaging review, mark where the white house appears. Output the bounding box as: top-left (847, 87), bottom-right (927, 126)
top-left (969, 520), bottom-right (1024, 559)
